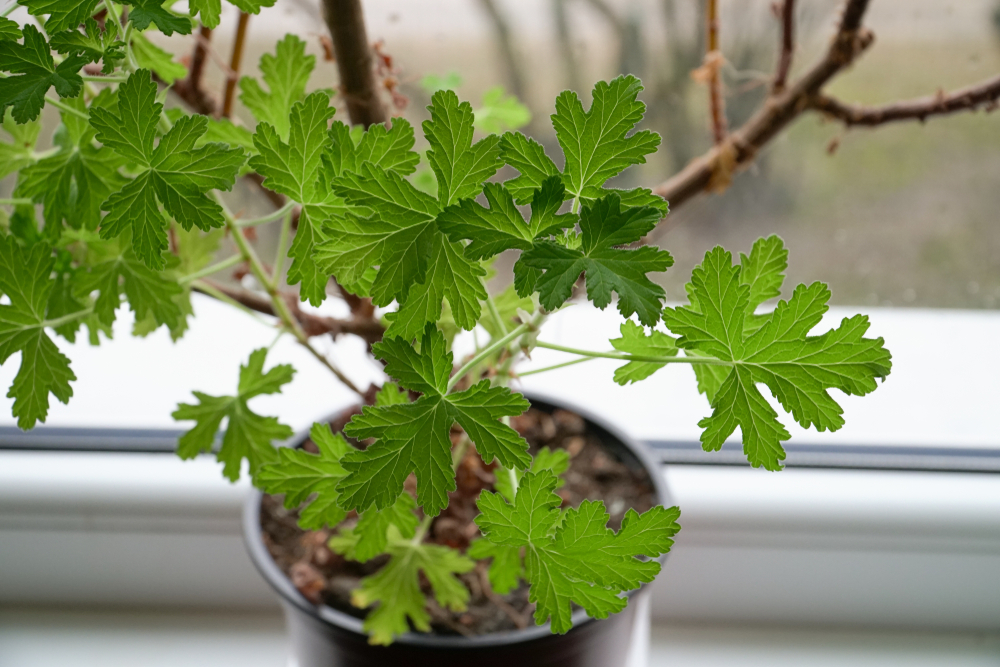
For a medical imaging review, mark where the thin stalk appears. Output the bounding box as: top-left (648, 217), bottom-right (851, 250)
top-left (447, 323), bottom-right (531, 393)
top-left (44, 96), bottom-right (89, 120)
top-left (43, 306), bottom-right (94, 329)
top-left (272, 208), bottom-right (293, 285)
top-left (218, 193), bottom-right (365, 398)
top-left (1, 3), bottom-right (17, 18)
top-left (534, 340), bottom-right (733, 366)
top-left (516, 355), bottom-right (597, 377)
top-left (179, 253), bottom-right (243, 285)
top-left (81, 74), bottom-right (128, 83)
top-left (235, 201), bottom-right (295, 228)
top-left (483, 282), bottom-right (508, 336)
top-left (0, 198), bottom-right (33, 206)
top-left (190, 279), bottom-right (269, 323)
top-left (507, 467), bottom-right (519, 498)
top-left (221, 12), bottom-right (250, 117)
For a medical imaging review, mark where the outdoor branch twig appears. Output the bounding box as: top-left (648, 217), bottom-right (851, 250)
top-left (810, 75), bottom-right (1000, 126)
top-left (173, 25), bottom-right (217, 115)
top-left (772, 0), bottom-right (795, 93)
top-left (653, 0), bottom-right (873, 212)
top-left (704, 0), bottom-right (727, 145)
top-left (321, 0), bottom-right (387, 128)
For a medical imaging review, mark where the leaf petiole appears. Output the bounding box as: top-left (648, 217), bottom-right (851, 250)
top-left (534, 340), bottom-right (733, 366)
top-left (81, 74), bottom-right (128, 83)
top-left (516, 355), bottom-right (598, 378)
top-left (235, 201), bottom-right (297, 228)
top-left (447, 322), bottom-right (531, 393)
top-left (43, 306), bottom-right (95, 330)
top-left (44, 96), bottom-right (89, 120)
top-left (0, 198), bottom-right (33, 206)
top-left (179, 253), bottom-right (244, 285)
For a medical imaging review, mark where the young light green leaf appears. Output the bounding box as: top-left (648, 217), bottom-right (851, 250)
top-left (92, 71), bottom-right (245, 269)
top-left (191, 0), bottom-right (276, 27)
top-left (374, 381), bottom-right (410, 406)
top-left (663, 242), bottom-right (892, 470)
top-left (424, 89), bottom-right (502, 207)
top-left (351, 492), bottom-right (419, 562)
top-left (609, 320), bottom-right (677, 385)
top-left (74, 250), bottom-right (184, 332)
top-left (0, 25), bottom-right (89, 123)
top-left (0, 236), bottom-right (76, 429)
top-left (0, 18), bottom-right (18, 42)
top-left (257, 422), bottom-right (351, 530)
top-left (520, 194), bottom-right (672, 326)
top-left (173, 348), bottom-right (295, 482)
top-left (474, 85), bottom-right (531, 134)
top-left (338, 326), bottom-right (530, 516)
top-left (0, 109), bottom-right (40, 179)
top-left (131, 32), bottom-right (187, 84)
top-left (240, 35), bottom-right (315, 139)
top-left (348, 526), bottom-right (475, 645)
top-left (467, 539), bottom-right (521, 594)
top-left (476, 469), bottom-right (680, 633)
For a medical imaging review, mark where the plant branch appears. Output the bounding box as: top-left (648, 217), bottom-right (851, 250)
top-left (174, 25), bottom-right (217, 116)
top-left (221, 12), bottom-right (250, 118)
top-left (810, 75), bottom-right (1000, 126)
top-left (652, 0), bottom-right (873, 212)
top-left (0, 198), bottom-right (33, 206)
top-left (772, 0), bottom-right (795, 94)
top-left (190, 279), bottom-right (385, 345)
top-left (43, 306), bottom-right (94, 329)
top-left (44, 96), bottom-right (89, 120)
top-left (321, 0), bottom-right (387, 128)
top-left (447, 323), bottom-right (531, 393)
top-left (516, 355), bottom-right (597, 377)
top-left (705, 0), bottom-right (727, 145)
top-left (179, 254), bottom-right (244, 285)
top-left (234, 201), bottom-right (297, 228)
top-left (534, 341), bottom-right (732, 366)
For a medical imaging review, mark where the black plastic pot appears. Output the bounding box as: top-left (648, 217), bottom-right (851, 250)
top-left (243, 395), bottom-right (672, 667)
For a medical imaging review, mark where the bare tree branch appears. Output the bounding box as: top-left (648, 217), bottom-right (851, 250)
top-left (174, 25), bottom-right (217, 115)
top-left (321, 0), bottom-right (388, 128)
top-left (810, 75), bottom-right (1000, 126)
top-left (772, 0), bottom-right (795, 93)
top-left (192, 280), bottom-right (385, 346)
top-left (705, 0), bottom-right (728, 145)
top-left (653, 0), bottom-right (874, 211)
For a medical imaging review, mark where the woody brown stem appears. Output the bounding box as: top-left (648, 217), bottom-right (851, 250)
top-left (221, 12), bottom-right (250, 118)
top-left (772, 0), bottom-right (795, 94)
top-left (321, 0), bottom-right (388, 128)
top-left (706, 0), bottom-right (727, 145)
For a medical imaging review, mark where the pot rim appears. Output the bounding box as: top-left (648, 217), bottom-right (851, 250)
top-left (242, 391), bottom-right (672, 649)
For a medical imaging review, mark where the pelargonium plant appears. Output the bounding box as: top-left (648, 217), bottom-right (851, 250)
top-left (0, 1), bottom-right (891, 645)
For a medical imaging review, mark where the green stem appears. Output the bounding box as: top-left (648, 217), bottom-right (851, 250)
top-left (235, 201), bottom-right (296, 228)
top-left (81, 74), bottom-right (128, 83)
top-left (447, 323), bottom-right (531, 393)
top-left (533, 340), bottom-right (733, 365)
top-left (508, 467), bottom-right (519, 497)
top-left (483, 284), bottom-right (508, 336)
top-left (179, 253), bottom-right (243, 285)
top-left (31, 147), bottom-right (60, 160)
top-left (0, 198), bottom-right (33, 206)
top-left (1, 3), bottom-right (17, 18)
top-left (272, 208), bottom-right (293, 285)
top-left (44, 96), bottom-right (89, 120)
top-left (191, 279), bottom-right (269, 323)
top-left (218, 193), bottom-right (365, 398)
top-left (43, 306), bottom-right (94, 329)
top-left (516, 355), bottom-right (597, 377)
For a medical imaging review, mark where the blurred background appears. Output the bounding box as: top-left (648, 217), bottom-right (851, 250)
top-left (141, 0), bottom-right (1000, 312)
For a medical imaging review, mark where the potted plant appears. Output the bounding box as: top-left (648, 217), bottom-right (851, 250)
top-left (0, 1), bottom-right (893, 664)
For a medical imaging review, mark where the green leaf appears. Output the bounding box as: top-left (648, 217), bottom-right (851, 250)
top-left (240, 35), bottom-right (315, 140)
top-left (662, 240), bottom-right (892, 470)
top-left (188, 0), bottom-right (222, 28)
top-left (438, 177), bottom-right (575, 261)
top-left (349, 527), bottom-right (474, 645)
top-left (49, 18), bottom-right (125, 75)
top-left (609, 320), bottom-right (677, 385)
top-left (173, 348), bottom-right (295, 482)
top-left (338, 326), bottom-right (529, 516)
top-left (249, 91), bottom-right (341, 305)
top-left (0, 24), bottom-right (89, 123)
top-left (0, 236), bottom-right (76, 429)
top-left (74, 250), bottom-right (184, 332)
top-left (374, 381), bottom-right (409, 406)
top-left (351, 492), bottom-right (419, 562)
top-left (494, 445), bottom-right (570, 503)
top-left (474, 86), bottom-right (531, 134)
top-left (131, 32), bottom-right (186, 84)
top-left (17, 0), bottom-right (100, 33)
top-left (92, 71), bottom-right (245, 269)
top-left (325, 117), bottom-right (420, 178)
top-left (17, 101), bottom-right (127, 232)
top-left (498, 131), bottom-right (559, 204)
top-left (257, 422), bottom-right (351, 530)
top-left (467, 539), bottom-right (521, 594)
top-left (520, 194), bottom-right (672, 326)
top-left (0, 17), bottom-right (21, 41)
top-left (0, 108), bottom-right (40, 179)
top-left (476, 469), bottom-right (680, 633)
top-left (552, 75), bottom-right (660, 202)
top-left (423, 89), bottom-right (501, 207)
top-left (128, 0), bottom-right (192, 36)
